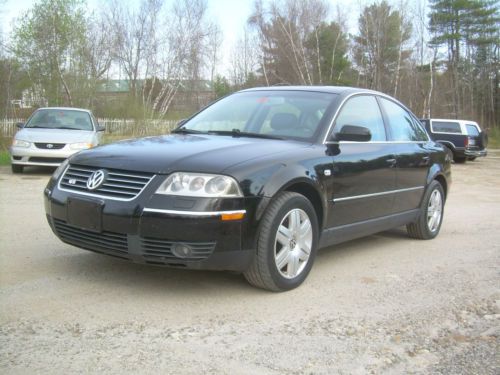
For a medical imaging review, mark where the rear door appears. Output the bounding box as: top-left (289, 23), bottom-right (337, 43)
top-left (378, 97), bottom-right (431, 212)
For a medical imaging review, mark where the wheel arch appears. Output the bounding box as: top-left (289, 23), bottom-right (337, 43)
top-left (281, 181), bottom-right (325, 230)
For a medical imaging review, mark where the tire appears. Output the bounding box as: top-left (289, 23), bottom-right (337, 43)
top-left (407, 180), bottom-right (445, 240)
top-left (243, 192), bottom-right (319, 292)
top-left (453, 156), bottom-right (466, 163)
top-left (11, 164), bottom-right (23, 174)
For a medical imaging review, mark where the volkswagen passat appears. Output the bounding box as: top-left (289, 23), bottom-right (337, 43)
top-left (44, 87), bottom-right (451, 291)
top-left (10, 107), bottom-right (104, 173)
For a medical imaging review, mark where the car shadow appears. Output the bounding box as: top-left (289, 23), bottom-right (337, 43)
top-left (47, 247), bottom-right (256, 296)
top-left (44, 227), bottom-right (412, 296)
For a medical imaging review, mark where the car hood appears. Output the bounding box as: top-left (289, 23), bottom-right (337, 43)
top-left (70, 134), bottom-right (308, 174)
top-left (16, 128), bottom-right (95, 143)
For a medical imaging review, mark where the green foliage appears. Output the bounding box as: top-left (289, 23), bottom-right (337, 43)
top-left (305, 22), bottom-right (351, 85)
top-left (488, 127), bottom-right (500, 149)
top-left (213, 75), bottom-right (232, 98)
top-left (353, 0), bottom-right (412, 92)
top-left (12, 0), bottom-right (87, 106)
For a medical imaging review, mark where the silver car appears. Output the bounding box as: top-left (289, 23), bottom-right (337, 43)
top-left (10, 107), bottom-right (104, 173)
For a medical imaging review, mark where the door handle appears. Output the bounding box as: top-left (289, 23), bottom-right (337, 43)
top-left (386, 158), bottom-right (397, 167)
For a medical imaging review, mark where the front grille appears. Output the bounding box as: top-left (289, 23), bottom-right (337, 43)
top-left (29, 157), bottom-right (66, 163)
top-left (51, 219), bottom-right (216, 263)
top-left (59, 164), bottom-right (154, 200)
top-left (142, 238), bottom-right (216, 262)
top-left (35, 143), bottom-right (66, 149)
top-left (53, 219), bottom-right (129, 258)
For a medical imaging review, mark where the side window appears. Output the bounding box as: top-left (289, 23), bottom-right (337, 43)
top-left (333, 95), bottom-right (386, 141)
top-left (466, 124), bottom-right (479, 136)
top-left (379, 98), bottom-right (425, 141)
top-left (431, 121), bottom-right (461, 134)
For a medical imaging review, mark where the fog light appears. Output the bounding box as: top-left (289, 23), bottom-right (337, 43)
top-left (172, 243), bottom-right (193, 258)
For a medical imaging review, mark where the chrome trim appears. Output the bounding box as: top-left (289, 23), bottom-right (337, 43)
top-left (327, 140), bottom-right (428, 145)
top-left (333, 186), bottom-right (424, 203)
top-left (142, 208), bottom-right (246, 217)
top-left (57, 166), bottom-right (155, 202)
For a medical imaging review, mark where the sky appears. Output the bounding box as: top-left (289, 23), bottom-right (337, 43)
top-left (1, 0), bottom-right (419, 75)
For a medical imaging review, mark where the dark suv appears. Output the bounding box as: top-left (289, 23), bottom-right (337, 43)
top-left (44, 87), bottom-right (451, 291)
top-left (420, 118), bottom-right (488, 163)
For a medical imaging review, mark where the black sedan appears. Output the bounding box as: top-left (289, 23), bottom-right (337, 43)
top-left (44, 86), bottom-right (451, 291)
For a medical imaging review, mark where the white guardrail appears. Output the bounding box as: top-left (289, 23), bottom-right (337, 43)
top-left (0, 118), bottom-right (178, 137)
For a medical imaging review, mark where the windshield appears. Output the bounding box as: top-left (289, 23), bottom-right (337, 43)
top-left (179, 91), bottom-right (337, 141)
top-left (25, 109), bottom-right (94, 131)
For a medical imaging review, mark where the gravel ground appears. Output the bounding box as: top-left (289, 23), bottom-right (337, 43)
top-left (1, 153), bottom-right (499, 374)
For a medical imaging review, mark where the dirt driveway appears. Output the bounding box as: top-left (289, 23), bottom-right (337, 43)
top-left (1, 154), bottom-right (499, 374)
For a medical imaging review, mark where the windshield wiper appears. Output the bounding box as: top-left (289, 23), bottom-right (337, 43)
top-left (207, 129), bottom-right (283, 140)
top-left (171, 128), bottom-right (206, 134)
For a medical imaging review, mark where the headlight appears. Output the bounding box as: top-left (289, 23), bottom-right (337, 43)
top-left (70, 142), bottom-right (92, 150)
top-left (156, 172), bottom-right (243, 197)
top-left (12, 139), bottom-right (30, 148)
top-left (51, 158), bottom-right (69, 180)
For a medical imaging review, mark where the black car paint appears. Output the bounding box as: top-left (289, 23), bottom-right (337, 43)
top-left (44, 87), bottom-right (451, 272)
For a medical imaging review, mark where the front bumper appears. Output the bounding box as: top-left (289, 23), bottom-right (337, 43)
top-left (10, 145), bottom-right (83, 167)
top-left (44, 180), bottom-right (263, 272)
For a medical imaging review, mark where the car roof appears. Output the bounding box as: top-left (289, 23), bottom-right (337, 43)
top-left (36, 107), bottom-right (93, 114)
top-left (425, 118), bottom-right (478, 125)
top-left (239, 85), bottom-right (380, 95)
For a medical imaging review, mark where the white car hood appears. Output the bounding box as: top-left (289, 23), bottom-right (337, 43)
top-left (16, 128), bottom-right (95, 143)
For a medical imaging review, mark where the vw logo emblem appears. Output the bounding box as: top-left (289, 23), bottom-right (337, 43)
top-left (86, 169), bottom-right (107, 190)
top-left (46, 143), bottom-right (54, 149)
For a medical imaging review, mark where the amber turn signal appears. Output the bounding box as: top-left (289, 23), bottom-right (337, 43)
top-left (221, 212), bottom-right (245, 221)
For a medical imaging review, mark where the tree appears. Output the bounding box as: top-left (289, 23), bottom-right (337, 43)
top-left (249, 0), bottom-right (332, 85)
top-left (429, 0), bottom-right (499, 124)
top-left (353, 1), bottom-right (412, 95)
top-left (12, 0), bottom-right (87, 106)
top-left (304, 21), bottom-right (350, 85)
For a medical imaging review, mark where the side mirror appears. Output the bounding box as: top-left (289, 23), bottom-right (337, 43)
top-left (331, 125), bottom-right (371, 142)
top-left (16, 122), bottom-right (24, 129)
top-left (97, 125), bottom-right (105, 132)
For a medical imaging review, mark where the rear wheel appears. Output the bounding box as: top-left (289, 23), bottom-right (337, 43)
top-left (407, 180), bottom-right (444, 240)
top-left (11, 164), bottom-right (23, 174)
top-left (244, 192), bottom-right (319, 292)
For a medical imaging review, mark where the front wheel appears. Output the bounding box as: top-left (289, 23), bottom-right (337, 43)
top-left (407, 180), bottom-right (444, 240)
top-left (243, 192), bottom-right (319, 292)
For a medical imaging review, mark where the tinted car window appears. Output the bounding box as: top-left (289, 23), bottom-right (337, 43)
top-left (379, 98), bottom-right (425, 141)
top-left (466, 124), bottom-right (479, 136)
top-left (431, 121), bottom-right (461, 134)
top-left (333, 95), bottom-right (386, 141)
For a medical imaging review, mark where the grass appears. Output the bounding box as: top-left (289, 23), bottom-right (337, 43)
top-left (488, 127), bottom-right (500, 149)
top-left (0, 137), bottom-right (10, 166)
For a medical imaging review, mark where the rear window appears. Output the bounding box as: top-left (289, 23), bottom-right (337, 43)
top-left (431, 121), bottom-right (461, 134)
top-left (466, 124), bottom-right (479, 136)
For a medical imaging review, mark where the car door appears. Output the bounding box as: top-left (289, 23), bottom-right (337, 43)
top-left (377, 97), bottom-right (430, 212)
top-left (326, 94), bottom-right (397, 227)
